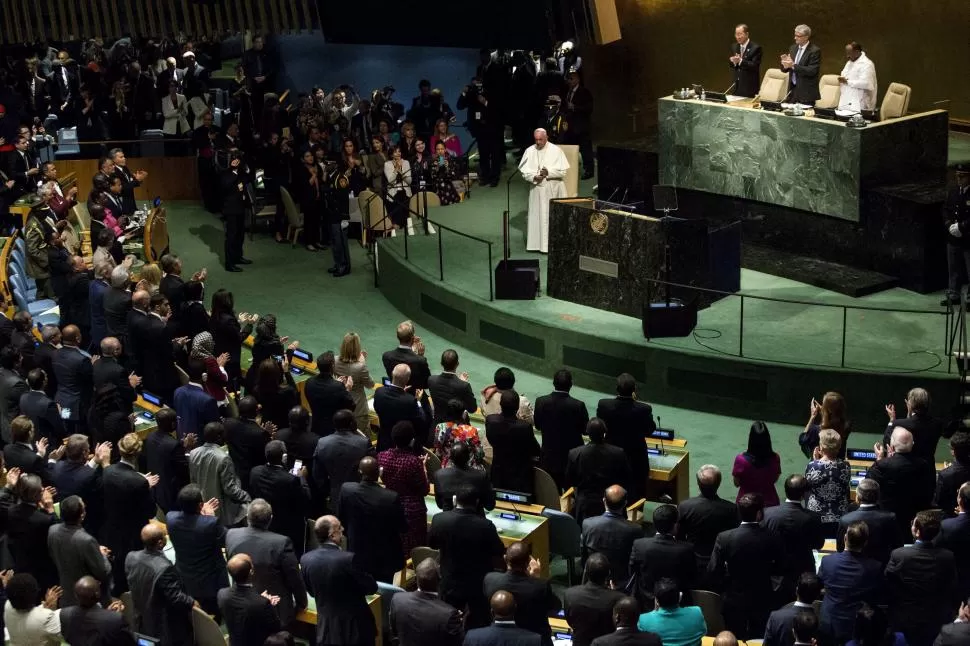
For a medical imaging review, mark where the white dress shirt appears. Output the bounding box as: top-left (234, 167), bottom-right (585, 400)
top-left (837, 52), bottom-right (878, 112)
top-left (3, 602), bottom-right (61, 646)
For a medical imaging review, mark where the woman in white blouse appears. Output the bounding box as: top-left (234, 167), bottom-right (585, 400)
top-left (4, 572), bottom-right (62, 646)
top-left (383, 146), bottom-right (412, 229)
top-left (161, 80), bottom-right (190, 135)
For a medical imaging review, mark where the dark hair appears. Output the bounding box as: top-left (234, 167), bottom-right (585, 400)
top-left (60, 495), bottom-right (85, 524)
top-left (186, 357), bottom-right (206, 382)
top-left (796, 572), bottom-right (822, 602)
top-left (499, 389), bottom-right (519, 416)
top-left (845, 521), bottom-right (869, 551)
top-left (0, 345), bottom-right (21, 369)
top-left (178, 484), bottom-right (204, 513)
top-left (737, 492), bottom-right (764, 522)
top-left (445, 398), bottom-right (466, 423)
top-left (951, 431), bottom-right (970, 463)
top-left (455, 485), bottom-right (480, 508)
top-left (288, 406), bottom-right (309, 433)
top-left (553, 369), bottom-right (572, 391)
top-left (183, 279), bottom-right (204, 302)
top-left (587, 418), bottom-right (607, 443)
top-left (265, 440), bottom-right (286, 465)
top-left (256, 358), bottom-right (283, 398)
top-left (26, 368), bottom-right (45, 390)
top-left (494, 367), bottom-right (515, 390)
top-left (238, 395), bottom-right (259, 419)
top-left (616, 373), bottom-right (636, 397)
top-left (156, 407), bottom-right (177, 434)
top-left (333, 409), bottom-right (356, 432)
top-left (450, 442), bottom-right (470, 468)
top-left (263, 632), bottom-right (296, 646)
top-left (784, 474), bottom-right (809, 501)
top-left (745, 420), bottom-right (774, 466)
top-left (391, 421), bottom-right (415, 449)
top-left (792, 611), bottom-right (819, 644)
top-left (654, 578), bottom-right (680, 609)
top-left (316, 351), bottom-right (335, 376)
top-left (852, 604), bottom-right (894, 646)
top-left (210, 289), bottom-right (235, 319)
top-left (913, 509), bottom-right (942, 541)
top-left (652, 504), bottom-right (679, 535)
top-left (6, 573), bottom-right (40, 611)
top-left (585, 552), bottom-right (611, 585)
top-left (203, 421), bottom-right (224, 444)
top-left (254, 315), bottom-right (278, 343)
top-left (440, 349), bottom-right (459, 371)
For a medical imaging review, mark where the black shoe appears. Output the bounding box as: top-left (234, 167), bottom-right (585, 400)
top-left (332, 269), bottom-right (351, 277)
top-left (489, 181), bottom-right (499, 187)
top-left (237, 257), bottom-right (253, 265)
top-left (581, 172), bottom-right (594, 180)
top-left (327, 267), bottom-right (338, 274)
top-left (225, 265), bottom-right (243, 272)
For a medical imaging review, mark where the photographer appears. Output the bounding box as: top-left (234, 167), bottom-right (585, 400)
top-left (457, 77), bottom-right (501, 187)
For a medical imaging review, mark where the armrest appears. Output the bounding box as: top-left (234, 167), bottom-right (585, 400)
top-left (626, 498), bottom-right (647, 523)
top-left (395, 558), bottom-right (413, 589)
top-left (560, 487), bottom-right (575, 514)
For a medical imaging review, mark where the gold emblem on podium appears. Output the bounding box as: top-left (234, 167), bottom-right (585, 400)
top-left (589, 212), bottom-right (609, 235)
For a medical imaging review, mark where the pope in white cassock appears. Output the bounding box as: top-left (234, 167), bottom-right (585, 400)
top-left (519, 128), bottom-right (569, 253)
top-left (837, 42), bottom-right (877, 112)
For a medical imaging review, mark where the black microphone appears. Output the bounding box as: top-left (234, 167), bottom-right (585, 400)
top-left (722, 82), bottom-right (736, 95)
top-left (620, 188), bottom-right (628, 206)
top-left (656, 416), bottom-right (666, 456)
top-left (781, 88), bottom-right (794, 104)
top-left (605, 187), bottom-right (620, 203)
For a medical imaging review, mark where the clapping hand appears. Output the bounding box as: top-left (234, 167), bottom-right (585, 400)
top-left (885, 403), bottom-right (896, 422)
top-left (216, 352), bottom-right (230, 368)
top-left (43, 586), bottom-right (63, 609)
top-left (730, 54), bottom-right (741, 65)
top-left (5, 467), bottom-right (21, 489)
top-left (107, 600), bottom-right (124, 613)
top-left (261, 590), bottom-right (281, 606)
top-left (459, 372), bottom-right (469, 382)
top-left (129, 372), bottom-right (142, 388)
top-left (808, 398), bottom-right (820, 419)
top-left (182, 433), bottom-right (198, 450)
top-left (873, 442), bottom-right (888, 459)
top-left (262, 421), bottom-right (278, 438)
top-left (0, 570), bottom-right (13, 588)
top-left (36, 436), bottom-right (49, 458)
top-left (527, 557), bottom-right (542, 578)
top-left (144, 472), bottom-right (160, 488)
top-left (49, 443), bottom-right (67, 461)
top-left (99, 545), bottom-right (112, 557)
top-left (41, 486), bottom-right (56, 511)
top-left (201, 498), bottom-right (220, 516)
top-left (94, 442), bottom-right (112, 466)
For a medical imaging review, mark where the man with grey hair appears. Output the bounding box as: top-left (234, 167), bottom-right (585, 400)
top-left (372, 362), bottom-right (431, 452)
top-left (729, 23), bottom-right (763, 97)
top-left (102, 264), bottom-right (132, 354)
top-left (885, 387), bottom-right (943, 464)
top-left (780, 24), bottom-right (821, 105)
top-left (870, 428), bottom-right (936, 538)
top-left (836, 478), bottom-right (901, 564)
top-left (519, 127), bottom-right (569, 253)
top-left (88, 261), bottom-right (114, 352)
top-left (677, 464), bottom-right (740, 581)
top-left (225, 498), bottom-right (308, 628)
top-left (109, 147), bottom-right (147, 216)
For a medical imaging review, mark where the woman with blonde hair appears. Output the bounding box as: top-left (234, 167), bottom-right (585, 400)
top-left (799, 391), bottom-right (850, 459)
top-left (135, 263), bottom-right (162, 294)
top-left (805, 427), bottom-right (850, 536)
top-left (333, 332), bottom-right (375, 434)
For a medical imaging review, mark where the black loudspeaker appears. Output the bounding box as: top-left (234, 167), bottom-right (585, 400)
top-left (495, 260), bottom-right (540, 300)
top-left (642, 300), bottom-right (698, 338)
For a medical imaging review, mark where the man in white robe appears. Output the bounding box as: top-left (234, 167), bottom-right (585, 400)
top-left (519, 128), bottom-right (569, 253)
top-left (837, 42), bottom-right (877, 112)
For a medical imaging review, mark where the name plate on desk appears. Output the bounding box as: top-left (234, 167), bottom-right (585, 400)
top-left (579, 255), bottom-right (618, 278)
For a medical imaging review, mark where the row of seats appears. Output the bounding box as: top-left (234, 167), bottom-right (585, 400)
top-left (2, 234), bottom-right (59, 326)
top-left (759, 70), bottom-right (911, 119)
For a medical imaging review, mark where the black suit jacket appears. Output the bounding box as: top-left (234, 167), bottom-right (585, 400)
top-left (33, 341), bottom-right (58, 397)
top-left (628, 534), bottom-right (696, 608)
top-left (596, 397), bottom-right (655, 498)
top-left (0, 366), bottom-right (28, 442)
top-left (581, 513), bottom-right (644, 585)
top-left (299, 544), bottom-right (378, 646)
top-left (102, 462), bottom-right (157, 585)
top-left (3, 442), bottom-right (53, 484)
top-left (224, 417), bottom-right (270, 493)
top-left (485, 414), bottom-right (541, 495)
top-left (373, 384), bottom-right (431, 452)
top-left (102, 287), bottom-right (132, 341)
top-left (144, 428), bottom-right (189, 514)
top-left (304, 374), bottom-right (354, 437)
top-left (221, 169), bottom-right (247, 216)
top-left (591, 630), bottom-right (663, 646)
top-left (312, 431), bottom-right (374, 514)
top-left (225, 526), bottom-right (308, 627)
top-left (708, 523), bottom-right (786, 612)
top-left (217, 584), bottom-right (281, 646)
top-left (138, 315), bottom-right (179, 401)
top-left (52, 345), bottom-right (92, 422)
top-left (760, 501), bottom-right (825, 581)
top-left (938, 513), bottom-right (970, 601)
top-left (730, 40), bottom-right (763, 98)
top-left (934, 622), bottom-right (970, 646)
top-left (159, 274), bottom-right (186, 317)
top-left (381, 346), bottom-right (431, 389)
top-left (434, 464), bottom-right (496, 512)
top-left (836, 505), bottom-right (902, 564)
top-left (112, 166), bottom-right (142, 216)
top-left (51, 459), bottom-right (104, 536)
top-left (177, 301), bottom-right (210, 342)
top-left (885, 414), bottom-right (945, 465)
top-left (464, 624), bottom-right (543, 646)
top-left (868, 452), bottom-right (936, 537)
top-left (563, 86), bottom-right (594, 135)
top-left (92, 357), bottom-right (136, 412)
top-left (338, 480), bottom-right (407, 581)
top-left (764, 602), bottom-right (816, 646)
top-left (19, 389), bottom-right (66, 445)
top-left (60, 604), bottom-right (135, 646)
top-left (389, 590), bottom-right (463, 646)
top-left (427, 372), bottom-right (477, 425)
top-left (534, 391), bottom-right (589, 486)
top-left (209, 312), bottom-right (252, 383)
top-left (428, 508), bottom-right (506, 607)
top-left (483, 570), bottom-right (561, 645)
top-left (250, 464), bottom-right (311, 554)
top-left (564, 582), bottom-right (627, 646)
top-left (936, 461), bottom-right (970, 518)
top-left (4, 501), bottom-right (59, 588)
top-left (886, 542), bottom-right (958, 635)
top-left (784, 43), bottom-right (822, 104)
top-left (566, 442), bottom-right (632, 524)
top-left (676, 494), bottom-right (740, 570)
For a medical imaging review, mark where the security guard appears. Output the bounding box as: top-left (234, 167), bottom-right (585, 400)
top-left (943, 164), bottom-right (970, 304)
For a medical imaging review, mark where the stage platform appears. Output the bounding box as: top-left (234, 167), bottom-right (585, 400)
top-left (375, 175), bottom-right (962, 430)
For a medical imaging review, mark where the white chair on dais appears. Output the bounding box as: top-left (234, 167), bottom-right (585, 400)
top-left (880, 82), bottom-right (912, 120)
top-left (759, 69), bottom-right (789, 102)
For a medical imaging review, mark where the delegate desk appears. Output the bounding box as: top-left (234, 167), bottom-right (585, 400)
top-left (240, 336), bottom-right (318, 407)
top-left (658, 97), bottom-right (947, 222)
top-left (645, 439), bottom-right (690, 504)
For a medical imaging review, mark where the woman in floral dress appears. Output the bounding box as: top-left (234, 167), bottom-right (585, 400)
top-left (805, 427), bottom-right (851, 536)
top-left (433, 399), bottom-right (485, 469)
top-left (377, 421), bottom-right (430, 556)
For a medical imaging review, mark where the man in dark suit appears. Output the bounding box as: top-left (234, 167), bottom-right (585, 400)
top-left (762, 573), bottom-right (822, 646)
top-left (275, 406), bottom-right (321, 476)
top-left (102, 269), bottom-right (132, 357)
top-left (729, 24), bottom-right (763, 97)
top-left (125, 523), bottom-right (195, 645)
top-left (629, 504), bottom-right (695, 609)
top-left (708, 493), bottom-right (786, 639)
top-left (224, 395), bottom-right (272, 493)
top-left (125, 290), bottom-right (152, 374)
top-left (159, 254), bottom-right (207, 317)
top-left (761, 474), bottom-right (824, 591)
top-left (221, 152), bottom-right (250, 272)
top-left (429, 485), bottom-right (507, 628)
top-left (1, 136), bottom-right (39, 201)
top-left (312, 409), bottom-right (374, 514)
top-left (869, 428), bottom-right (936, 538)
top-left (20, 369), bottom-right (66, 446)
top-left (47, 495), bottom-right (113, 606)
top-left (373, 363), bottom-right (431, 452)
top-left (434, 441), bottom-right (496, 512)
top-left (109, 148), bottom-right (146, 217)
top-left (676, 464), bottom-right (740, 581)
top-left (303, 351), bottom-right (354, 437)
top-left (165, 484), bottom-right (228, 620)
top-left (564, 553), bottom-right (626, 646)
top-left (581, 485), bottom-right (643, 585)
top-left (144, 408), bottom-right (193, 515)
top-left (140, 293), bottom-right (186, 404)
top-left (535, 369), bottom-right (590, 490)
top-left (943, 165), bottom-right (970, 305)
top-left (484, 541), bottom-right (562, 646)
top-left (465, 590), bottom-right (545, 646)
top-left (104, 433), bottom-right (160, 594)
top-left (300, 515), bottom-right (378, 646)
top-left (590, 597), bottom-right (662, 646)
top-left (486, 389), bottom-right (541, 496)
top-left (781, 24), bottom-right (821, 105)
top-left (886, 510), bottom-right (958, 646)
top-left (218, 553), bottom-right (281, 646)
top-left (173, 359), bottom-right (220, 441)
top-left (817, 521), bottom-right (884, 643)
top-left (427, 349), bottom-right (477, 426)
top-left (885, 387), bottom-right (945, 465)
top-left (3, 415), bottom-right (54, 484)
top-left (562, 71), bottom-right (595, 179)
top-left (0, 346), bottom-right (29, 443)
top-left (33, 325), bottom-right (60, 398)
top-left (48, 60), bottom-right (79, 125)
top-left (390, 557), bottom-right (463, 645)
top-left (9, 312), bottom-right (37, 374)
top-left (935, 606), bottom-right (970, 646)
top-left (19, 70), bottom-right (49, 123)
top-left (5, 473), bottom-right (59, 589)
top-left (52, 325), bottom-right (93, 434)
top-left (51, 434), bottom-right (110, 537)
top-left (92, 337), bottom-right (138, 414)
top-left (566, 418), bottom-right (631, 525)
top-left (226, 499), bottom-right (308, 629)
top-left (381, 320), bottom-right (431, 389)
top-left (938, 482), bottom-right (970, 602)
top-left (936, 431), bottom-right (970, 517)
top-left (60, 576), bottom-right (133, 646)
top-left (249, 440), bottom-right (312, 555)
top-left (836, 478), bottom-right (902, 564)
top-left (338, 455), bottom-right (408, 583)
top-left (596, 374), bottom-right (655, 500)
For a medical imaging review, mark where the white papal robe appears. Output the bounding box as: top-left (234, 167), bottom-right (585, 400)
top-left (519, 142), bottom-right (569, 253)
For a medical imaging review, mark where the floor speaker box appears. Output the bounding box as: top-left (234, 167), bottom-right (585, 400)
top-left (495, 259), bottom-right (540, 300)
top-left (642, 300), bottom-right (698, 338)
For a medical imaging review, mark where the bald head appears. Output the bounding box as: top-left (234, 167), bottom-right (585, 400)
top-left (132, 290), bottom-right (151, 310)
top-left (314, 515), bottom-right (343, 544)
top-left (490, 590), bottom-right (516, 620)
top-left (890, 427), bottom-right (914, 453)
top-left (227, 554), bottom-right (254, 583)
top-left (100, 337), bottom-right (121, 357)
top-left (714, 632), bottom-right (739, 646)
top-left (505, 541), bottom-right (532, 571)
top-left (613, 596), bottom-right (641, 628)
top-left (391, 363), bottom-right (411, 387)
top-left (140, 523), bottom-right (166, 549)
top-left (697, 464), bottom-right (722, 496)
top-left (604, 485), bottom-right (627, 512)
top-left (74, 576), bottom-right (101, 608)
top-left (62, 325), bottom-right (81, 346)
top-left (415, 557), bottom-right (440, 592)
top-left (358, 456), bottom-right (379, 481)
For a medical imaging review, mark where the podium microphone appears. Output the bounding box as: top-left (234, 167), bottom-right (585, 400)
top-left (722, 82), bottom-right (736, 95)
top-left (781, 88), bottom-right (794, 104)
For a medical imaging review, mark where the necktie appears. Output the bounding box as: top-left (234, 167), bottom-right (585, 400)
top-left (792, 47), bottom-right (804, 84)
